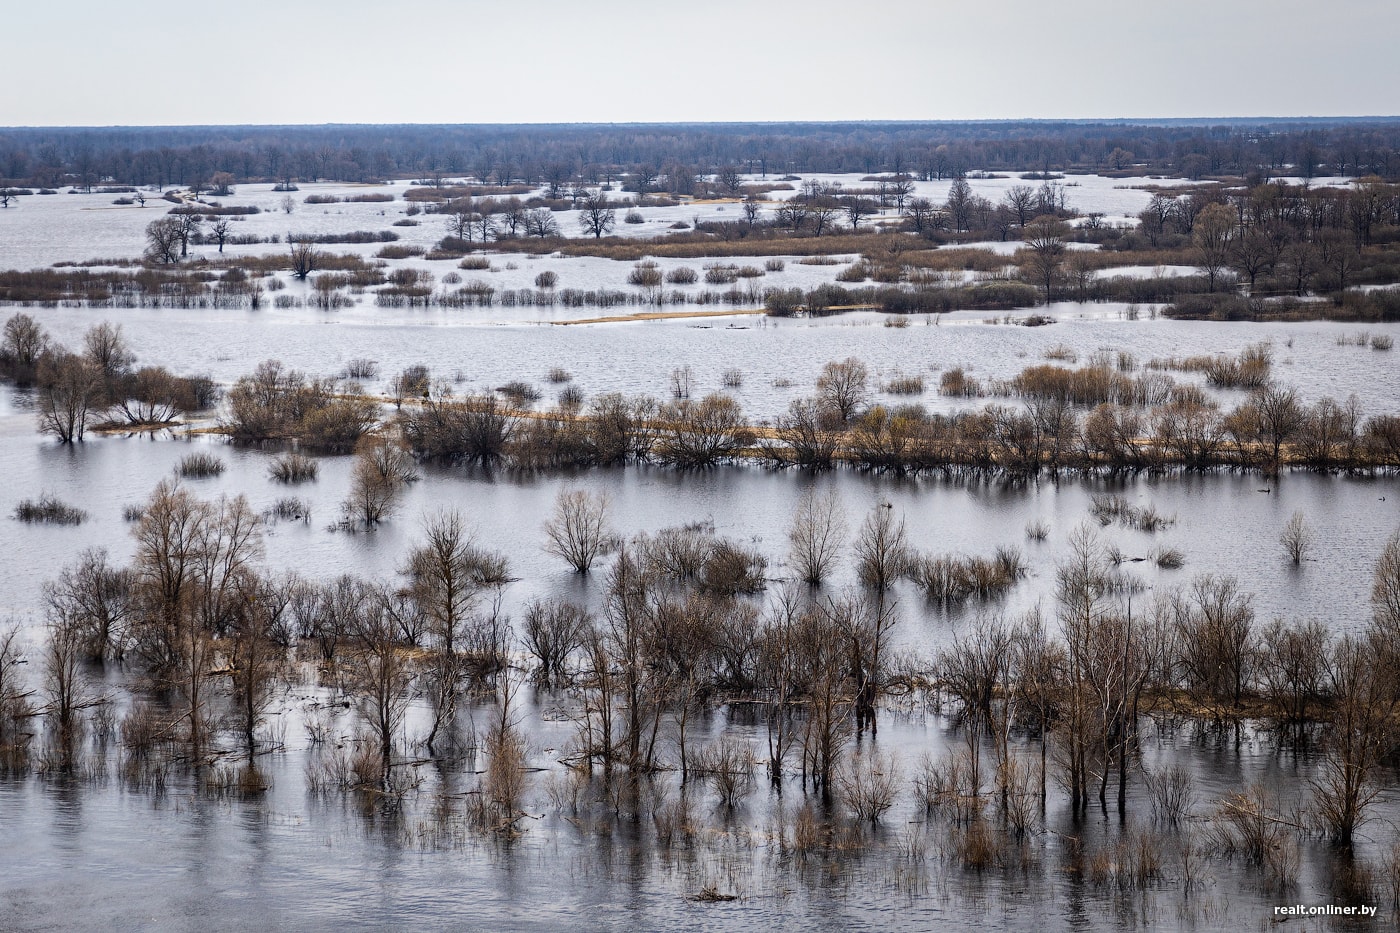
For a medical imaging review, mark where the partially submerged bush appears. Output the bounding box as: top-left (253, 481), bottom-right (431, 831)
top-left (269, 452), bottom-right (319, 483)
top-left (176, 451), bottom-right (225, 478)
top-left (497, 381), bottom-right (542, 405)
top-left (13, 493), bottom-right (86, 525)
top-left (885, 375), bottom-right (925, 395)
top-left (225, 360), bottom-right (379, 452)
top-left (268, 497), bottom-right (311, 522)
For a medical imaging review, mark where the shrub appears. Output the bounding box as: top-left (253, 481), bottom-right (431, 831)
top-left (535, 270), bottom-right (558, 288)
top-left (547, 367), bottom-right (571, 383)
top-left (836, 262), bottom-right (870, 283)
top-left (764, 258), bottom-right (786, 272)
top-left (375, 244), bottom-right (424, 259)
top-left (13, 493), bottom-right (86, 525)
top-left (885, 375), bottom-right (925, 395)
top-left (497, 381), bottom-right (542, 405)
top-left (459, 256), bottom-right (492, 270)
top-left (704, 264), bottom-right (739, 285)
top-left (624, 209), bottom-right (645, 224)
top-left (176, 451), bottom-right (225, 478)
top-left (654, 394), bottom-right (753, 466)
top-left (269, 452), bottom-right (319, 483)
top-left (665, 266), bottom-right (698, 285)
top-left (268, 497), bottom-right (311, 522)
top-left (1152, 546), bottom-right (1185, 569)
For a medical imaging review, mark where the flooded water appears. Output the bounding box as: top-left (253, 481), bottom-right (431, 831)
top-left (15, 304), bottom-right (1400, 420)
top-left (2, 268), bottom-right (1399, 929)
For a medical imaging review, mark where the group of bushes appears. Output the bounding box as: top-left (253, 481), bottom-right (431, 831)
top-left (224, 360), bottom-right (378, 452)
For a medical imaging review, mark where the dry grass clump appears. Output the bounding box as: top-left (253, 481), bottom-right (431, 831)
top-left (704, 263), bottom-right (740, 285)
top-left (627, 260), bottom-right (663, 287)
top-left (1151, 546), bottom-right (1186, 569)
top-left (459, 256), bottom-right (493, 271)
top-left (344, 358), bottom-right (379, 379)
top-left (176, 451), bottom-right (225, 478)
top-left (885, 375), bottom-right (925, 395)
top-left (1025, 519), bottom-right (1050, 541)
top-left (269, 452), bottom-right (318, 483)
top-left (13, 493), bottom-right (87, 525)
top-left (1151, 342), bottom-right (1272, 389)
top-left (375, 244), bottom-right (425, 260)
top-left (497, 381), bottom-right (542, 405)
top-left (939, 367), bottom-right (983, 397)
top-left (268, 497), bottom-right (311, 522)
top-left (910, 546), bottom-right (1024, 601)
top-left (1090, 494), bottom-right (1174, 531)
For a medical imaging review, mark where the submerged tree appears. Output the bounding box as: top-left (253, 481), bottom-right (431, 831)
top-left (343, 439), bottom-right (416, 527)
top-left (543, 489), bottom-right (614, 574)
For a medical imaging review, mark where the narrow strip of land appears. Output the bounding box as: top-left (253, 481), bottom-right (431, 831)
top-left (549, 308), bottom-right (766, 325)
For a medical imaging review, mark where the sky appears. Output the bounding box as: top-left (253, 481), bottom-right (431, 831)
top-left (3, 0), bottom-right (1398, 126)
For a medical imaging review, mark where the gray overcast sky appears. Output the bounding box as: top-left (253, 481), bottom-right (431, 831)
top-left (3, 0), bottom-right (1397, 126)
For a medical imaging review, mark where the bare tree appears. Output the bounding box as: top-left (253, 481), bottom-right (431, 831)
top-left (577, 190), bottom-right (616, 239)
top-left (208, 217), bottom-right (231, 253)
top-left (1254, 386), bottom-right (1303, 475)
top-left (83, 321), bottom-right (135, 380)
top-left (904, 197), bottom-right (939, 235)
top-left (173, 210), bottom-right (201, 258)
top-left (1022, 214), bottom-right (1069, 303)
top-left (817, 357), bottom-right (870, 423)
top-left (853, 503), bottom-right (912, 590)
top-left (842, 196), bottom-right (876, 230)
top-left (343, 439), bottom-right (417, 527)
top-left (405, 509), bottom-right (507, 752)
top-left (787, 488), bottom-right (846, 585)
top-left (543, 489), bottom-right (614, 574)
top-left (289, 237), bottom-right (322, 280)
top-left (1280, 510), bottom-right (1313, 565)
top-left (346, 597), bottom-right (413, 785)
top-left (524, 208), bottom-right (560, 238)
top-left (43, 549), bottom-right (134, 663)
top-left (1003, 185), bottom-right (1037, 227)
top-left (144, 216), bottom-right (183, 264)
top-left (522, 598), bottom-right (589, 688)
top-left (1313, 630), bottom-right (1399, 847)
top-left (2, 312), bottom-right (48, 374)
top-left (37, 352), bottom-right (104, 443)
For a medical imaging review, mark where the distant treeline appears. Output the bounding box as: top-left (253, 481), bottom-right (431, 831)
top-left (3, 120), bottom-right (1400, 191)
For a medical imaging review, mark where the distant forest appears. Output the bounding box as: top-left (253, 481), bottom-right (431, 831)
top-left (2, 120), bottom-right (1400, 191)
